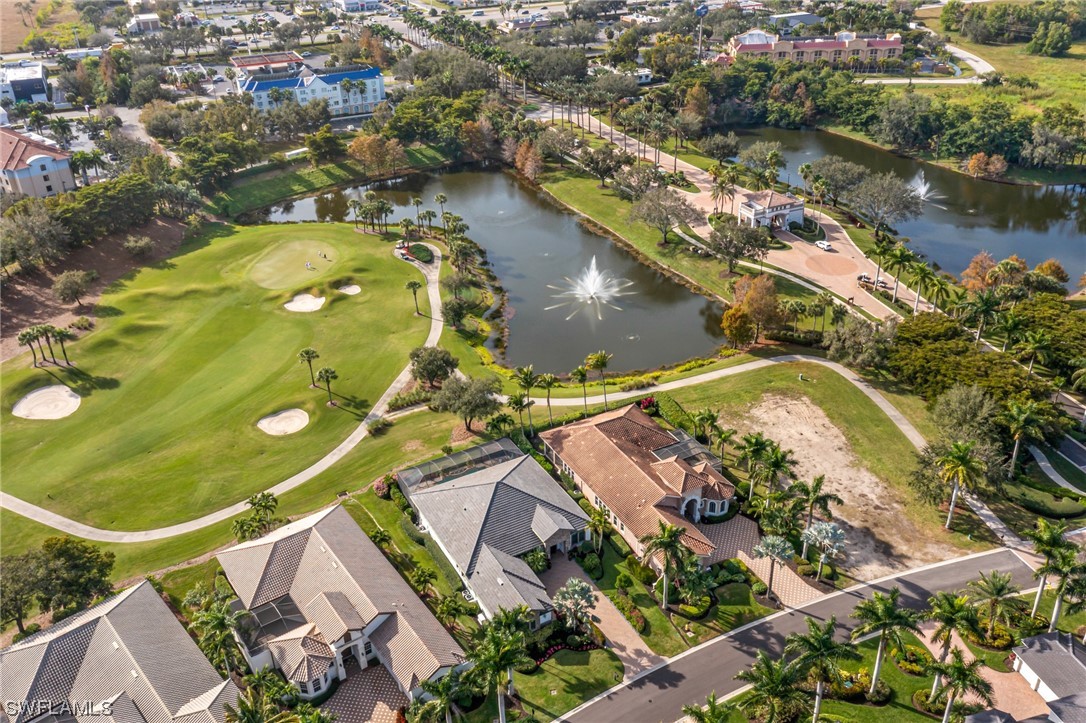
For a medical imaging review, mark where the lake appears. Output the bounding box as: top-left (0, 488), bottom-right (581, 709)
top-left (738, 127), bottom-right (1086, 282)
top-left (259, 171), bottom-right (727, 374)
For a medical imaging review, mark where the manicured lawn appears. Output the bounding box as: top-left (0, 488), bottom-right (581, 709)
top-left (1042, 444), bottom-right (1086, 492)
top-left (685, 583), bottom-right (775, 644)
top-left (513, 648), bottom-right (625, 720)
top-left (0, 406), bottom-right (466, 583)
top-left (822, 632), bottom-right (935, 723)
top-left (208, 145), bottom-right (452, 216)
top-left (667, 361), bottom-right (997, 552)
top-left (986, 475), bottom-right (1086, 536)
top-left (594, 540), bottom-right (690, 657)
top-left (1, 223), bottom-right (433, 531)
top-left (159, 558), bottom-right (222, 611)
top-left (1033, 590), bottom-right (1086, 635)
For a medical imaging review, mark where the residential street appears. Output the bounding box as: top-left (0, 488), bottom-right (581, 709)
top-left (560, 548), bottom-right (1035, 722)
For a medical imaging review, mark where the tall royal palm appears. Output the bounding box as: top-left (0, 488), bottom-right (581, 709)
top-left (416, 668), bottom-right (467, 723)
top-left (734, 651), bottom-right (812, 723)
top-left (507, 392), bottom-right (529, 434)
top-left (885, 245), bottom-right (915, 304)
top-left (754, 444), bottom-right (798, 496)
top-left (790, 476), bottom-right (843, 558)
top-left (1018, 329), bottom-right (1052, 375)
top-left (785, 616), bottom-right (860, 723)
top-left (468, 624), bottom-right (532, 723)
top-left (537, 372), bottom-right (559, 424)
top-left (298, 347), bottom-right (319, 387)
top-left (1002, 399), bottom-right (1047, 474)
top-left (850, 587), bottom-right (921, 696)
top-left (967, 569), bottom-right (1026, 639)
top-left (513, 365), bottom-right (540, 435)
top-left (930, 649), bottom-right (994, 723)
top-left (585, 351), bottom-right (612, 410)
top-left (935, 441), bottom-right (986, 530)
top-left (737, 432), bottom-right (772, 477)
top-left (1045, 546), bottom-right (1086, 632)
top-left (570, 365), bottom-right (589, 414)
top-left (925, 592), bottom-right (982, 700)
top-left (1022, 518), bottom-right (1075, 618)
top-left (640, 521), bottom-right (687, 610)
top-left (588, 507), bottom-right (611, 553)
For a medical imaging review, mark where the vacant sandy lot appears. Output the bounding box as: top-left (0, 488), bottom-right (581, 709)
top-left (738, 394), bottom-right (962, 580)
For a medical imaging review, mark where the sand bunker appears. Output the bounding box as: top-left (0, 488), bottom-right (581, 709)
top-left (738, 394), bottom-right (962, 580)
top-left (257, 408), bottom-right (310, 435)
top-left (284, 293), bottom-right (326, 312)
top-left (338, 284), bottom-right (361, 295)
top-left (13, 385), bottom-right (82, 420)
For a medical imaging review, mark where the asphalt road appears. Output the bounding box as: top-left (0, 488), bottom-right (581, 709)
top-left (561, 548), bottom-right (1035, 723)
top-left (1059, 436), bottom-right (1086, 469)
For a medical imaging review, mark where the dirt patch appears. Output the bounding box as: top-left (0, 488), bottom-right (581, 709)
top-left (401, 439), bottom-right (423, 453)
top-left (738, 394), bottom-right (961, 580)
top-left (449, 424), bottom-right (482, 445)
top-left (1, 218), bottom-right (187, 363)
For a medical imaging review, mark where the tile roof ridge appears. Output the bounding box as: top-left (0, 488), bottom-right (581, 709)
top-left (464, 480), bottom-right (503, 577)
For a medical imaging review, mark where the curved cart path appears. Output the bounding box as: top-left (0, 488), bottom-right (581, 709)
top-left (0, 245), bottom-right (445, 544)
top-left (3, 348), bottom-right (1017, 547)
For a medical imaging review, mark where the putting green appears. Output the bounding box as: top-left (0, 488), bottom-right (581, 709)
top-left (1, 223), bottom-right (431, 531)
top-left (249, 239), bottom-right (340, 289)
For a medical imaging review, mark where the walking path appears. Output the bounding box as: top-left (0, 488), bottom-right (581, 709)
top-left (915, 622), bottom-right (1048, 720)
top-left (541, 555), bottom-right (664, 680)
top-left (1029, 445), bottom-right (1081, 493)
top-left (0, 245), bottom-right (445, 544)
top-left (3, 351), bottom-right (1020, 547)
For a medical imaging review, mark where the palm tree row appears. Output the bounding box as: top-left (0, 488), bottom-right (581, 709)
top-left (18, 324), bottom-right (76, 367)
top-left (296, 347), bottom-right (337, 405)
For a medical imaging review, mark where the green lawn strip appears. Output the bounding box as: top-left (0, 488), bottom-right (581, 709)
top-left (209, 145), bottom-right (452, 216)
top-left (960, 635), bottom-right (1014, 673)
top-left (985, 473), bottom-right (1086, 537)
top-left (684, 582), bottom-right (775, 644)
top-left (594, 539), bottom-right (690, 657)
top-left (513, 648), bottom-right (625, 721)
top-left (667, 361), bottom-right (996, 553)
top-left (821, 632), bottom-right (935, 723)
top-left (1032, 590), bottom-right (1086, 635)
top-left (1, 223), bottom-right (433, 530)
top-left (1040, 444), bottom-right (1086, 492)
top-left (159, 559), bottom-right (222, 611)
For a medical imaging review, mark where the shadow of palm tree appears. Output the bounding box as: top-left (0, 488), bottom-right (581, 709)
top-left (44, 366), bottom-right (119, 395)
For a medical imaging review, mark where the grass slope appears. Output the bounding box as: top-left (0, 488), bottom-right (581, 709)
top-left (1, 223), bottom-right (431, 530)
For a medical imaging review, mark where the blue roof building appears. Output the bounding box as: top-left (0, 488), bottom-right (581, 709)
top-left (243, 65), bottom-right (385, 117)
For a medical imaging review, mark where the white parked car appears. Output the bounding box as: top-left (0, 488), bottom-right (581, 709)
top-left (815, 240), bottom-right (832, 251)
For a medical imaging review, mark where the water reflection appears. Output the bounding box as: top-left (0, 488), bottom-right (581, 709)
top-left (738, 128), bottom-right (1085, 279)
top-left (259, 171), bottom-right (726, 373)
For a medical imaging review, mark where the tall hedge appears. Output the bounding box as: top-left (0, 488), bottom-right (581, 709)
top-left (44, 173), bottom-right (159, 245)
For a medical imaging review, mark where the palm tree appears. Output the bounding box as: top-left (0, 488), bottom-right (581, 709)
top-left (870, 236), bottom-right (895, 287)
top-left (734, 651), bottom-right (812, 723)
top-left (692, 408), bottom-right (719, 441)
top-left (298, 347), bottom-right (319, 387)
top-left (682, 691), bottom-right (739, 723)
top-left (885, 245), bottom-right (915, 304)
top-left (225, 688), bottom-right (298, 723)
top-left (711, 423), bottom-right (738, 461)
top-left (935, 441), bottom-right (986, 530)
top-left (995, 311), bottom-right (1025, 352)
top-left (507, 392), bottom-right (529, 434)
top-left (1045, 546), bottom-right (1086, 632)
top-left (785, 616), bottom-right (860, 723)
top-left (410, 567), bottom-right (438, 597)
top-left (512, 365), bottom-right (540, 435)
top-left (348, 198), bottom-right (363, 228)
top-left (36, 325), bottom-right (58, 363)
top-left (930, 648), bottom-right (994, 723)
top-left (737, 432), bottom-right (772, 476)
top-left (803, 522), bottom-right (846, 581)
top-left (570, 365), bottom-right (589, 414)
top-left (910, 262), bottom-right (937, 315)
top-left (928, 275), bottom-right (953, 313)
top-left (781, 299), bottom-right (806, 332)
top-left (1002, 399), bottom-right (1047, 474)
top-left (434, 192), bottom-right (448, 227)
top-left (316, 367), bottom-right (338, 406)
top-left (585, 351), bottom-right (612, 410)
top-left (486, 412), bottom-right (516, 437)
top-left (467, 625), bottom-right (532, 723)
top-left (791, 476), bottom-right (843, 558)
top-left (812, 178), bottom-right (829, 219)
top-left (369, 528), bottom-right (392, 549)
top-left (850, 587), bottom-right (921, 696)
top-left (640, 521), bottom-right (687, 610)
top-left (797, 162), bottom-right (814, 197)
top-left (405, 279), bottom-right (423, 315)
top-left (925, 592), bottom-right (983, 700)
top-left (588, 507), bottom-right (611, 553)
top-left (967, 569), bottom-right (1026, 639)
top-left (436, 593), bottom-right (470, 630)
top-left (415, 668), bottom-right (467, 723)
top-left (1018, 329), bottom-right (1052, 374)
top-left (18, 329), bottom-right (40, 366)
top-left (411, 196), bottom-right (424, 225)
top-left (537, 373), bottom-right (559, 424)
top-left (962, 290), bottom-right (1000, 341)
top-left (192, 600), bottom-right (249, 675)
top-left (753, 535), bottom-right (793, 604)
top-left (1022, 518), bottom-right (1074, 618)
top-left (754, 444), bottom-right (798, 496)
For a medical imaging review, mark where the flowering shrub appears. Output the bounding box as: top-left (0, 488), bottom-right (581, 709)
top-left (374, 477), bottom-right (391, 499)
top-left (609, 591), bottom-right (647, 633)
top-left (639, 396), bottom-right (659, 414)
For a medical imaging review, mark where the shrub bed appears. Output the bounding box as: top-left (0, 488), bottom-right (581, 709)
top-left (387, 388), bottom-right (433, 410)
top-left (966, 624), bottom-right (1014, 650)
top-left (609, 590), bottom-right (647, 633)
top-left (408, 243), bottom-right (433, 262)
top-left (654, 392), bottom-right (696, 435)
top-left (677, 595), bottom-right (712, 619)
top-left (892, 644), bottom-right (935, 676)
top-left (765, 329), bottom-right (824, 346)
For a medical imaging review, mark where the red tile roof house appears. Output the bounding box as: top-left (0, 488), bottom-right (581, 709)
top-left (216, 505), bottom-right (466, 705)
top-left (539, 405), bottom-right (741, 568)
